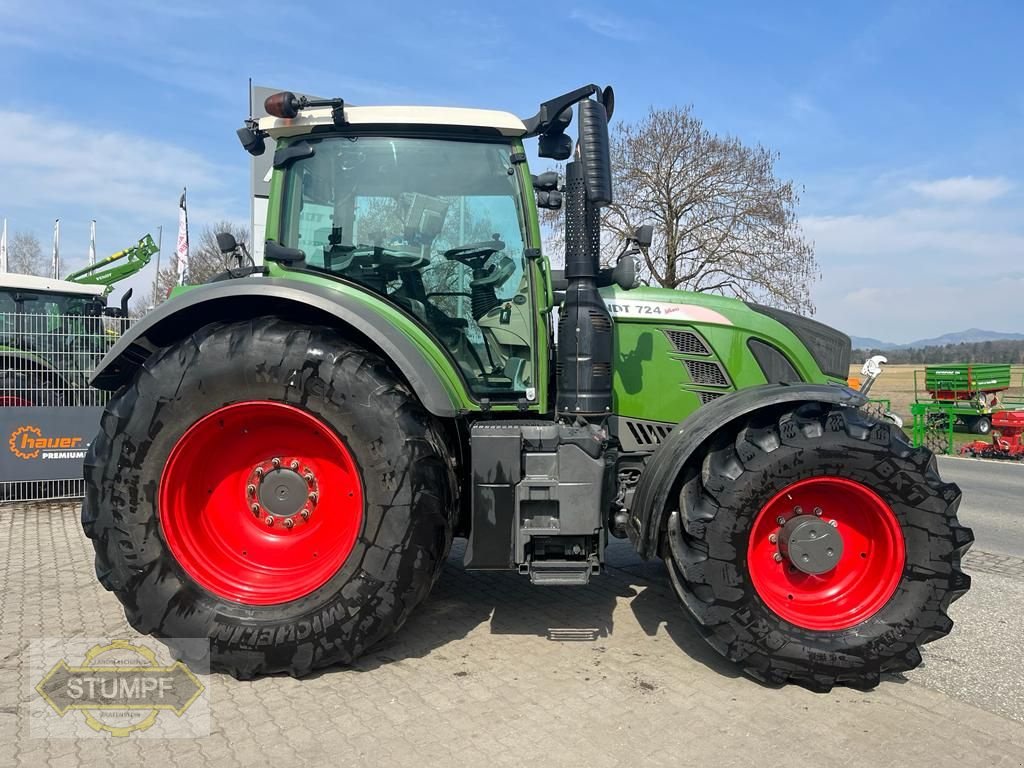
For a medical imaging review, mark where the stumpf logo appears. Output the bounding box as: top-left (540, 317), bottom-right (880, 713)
top-left (8, 425), bottom-right (85, 460)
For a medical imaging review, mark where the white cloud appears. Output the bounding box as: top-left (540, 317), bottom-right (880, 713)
top-left (803, 207), bottom-right (1024, 262)
top-left (569, 9), bottom-right (644, 42)
top-left (0, 110), bottom-right (237, 221)
top-left (908, 175), bottom-right (1013, 203)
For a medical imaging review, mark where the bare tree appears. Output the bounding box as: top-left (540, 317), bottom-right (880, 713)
top-left (138, 221), bottom-right (251, 315)
top-left (6, 232), bottom-right (48, 277)
top-left (543, 106), bottom-right (819, 314)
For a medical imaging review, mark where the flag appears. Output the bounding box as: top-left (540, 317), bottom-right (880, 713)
top-left (0, 219), bottom-right (7, 274)
top-left (52, 219), bottom-right (60, 279)
top-left (176, 188), bottom-right (189, 285)
top-left (88, 220), bottom-right (97, 266)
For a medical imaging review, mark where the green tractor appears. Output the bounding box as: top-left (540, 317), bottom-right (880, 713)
top-left (82, 85), bottom-right (972, 690)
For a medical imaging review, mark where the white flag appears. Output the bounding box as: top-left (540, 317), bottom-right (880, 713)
top-left (88, 220), bottom-right (97, 266)
top-left (176, 189), bottom-right (189, 285)
top-left (52, 218), bottom-right (60, 279)
top-left (0, 219), bottom-right (7, 274)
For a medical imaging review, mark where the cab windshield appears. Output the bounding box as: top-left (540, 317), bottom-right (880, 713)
top-left (280, 135), bottom-right (535, 398)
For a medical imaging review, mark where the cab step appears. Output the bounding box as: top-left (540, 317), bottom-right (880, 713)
top-left (521, 560), bottom-right (600, 586)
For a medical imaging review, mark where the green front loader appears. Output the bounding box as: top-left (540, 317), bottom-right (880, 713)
top-left (82, 85), bottom-right (972, 691)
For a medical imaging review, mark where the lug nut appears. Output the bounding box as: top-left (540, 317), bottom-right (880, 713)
top-left (272, 457), bottom-right (281, 468)
top-left (308, 491), bottom-right (318, 503)
top-left (304, 472), bottom-right (314, 484)
top-left (251, 503), bottom-right (260, 515)
top-left (773, 552), bottom-right (783, 562)
top-left (254, 467), bottom-right (263, 478)
top-left (284, 518), bottom-right (295, 529)
top-left (265, 516), bottom-right (275, 526)
top-left (813, 507), bottom-right (823, 516)
top-left (776, 516), bottom-right (786, 525)
top-left (300, 509), bottom-right (310, 520)
top-left (768, 533), bottom-right (778, 544)
top-left (247, 484), bottom-right (256, 496)
top-left (290, 460), bottom-right (300, 470)
top-left (793, 505), bottom-right (803, 515)
top-left (829, 519), bottom-right (838, 528)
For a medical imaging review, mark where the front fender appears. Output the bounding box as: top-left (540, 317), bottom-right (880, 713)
top-left (629, 383), bottom-right (867, 559)
top-left (91, 277), bottom-right (464, 417)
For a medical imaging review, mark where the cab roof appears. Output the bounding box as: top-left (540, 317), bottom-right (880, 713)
top-left (0, 272), bottom-right (106, 297)
top-left (258, 105), bottom-right (527, 139)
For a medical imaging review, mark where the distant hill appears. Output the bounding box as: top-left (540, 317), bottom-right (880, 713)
top-left (850, 336), bottom-right (897, 350)
top-left (852, 328), bottom-right (1024, 351)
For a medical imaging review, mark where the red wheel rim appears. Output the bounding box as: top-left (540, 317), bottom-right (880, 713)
top-left (747, 477), bottom-right (905, 631)
top-left (159, 401), bottom-right (363, 605)
top-left (0, 395), bottom-right (32, 406)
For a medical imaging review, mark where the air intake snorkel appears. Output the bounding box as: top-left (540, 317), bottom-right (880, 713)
top-left (547, 88), bottom-right (615, 416)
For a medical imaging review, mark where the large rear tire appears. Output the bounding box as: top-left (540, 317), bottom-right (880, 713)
top-left (83, 319), bottom-right (456, 678)
top-left (665, 403), bottom-right (973, 691)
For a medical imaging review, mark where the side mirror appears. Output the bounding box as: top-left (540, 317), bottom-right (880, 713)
top-left (577, 98), bottom-right (612, 206)
top-left (611, 255), bottom-right (639, 290)
top-left (631, 224), bottom-right (654, 248)
top-left (216, 232), bottom-right (238, 254)
top-left (236, 126), bottom-right (266, 156)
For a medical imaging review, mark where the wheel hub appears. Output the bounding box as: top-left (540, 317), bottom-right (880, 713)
top-left (778, 515), bottom-right (843, 575)
top-left (247, 457), bottom-right (319, 530)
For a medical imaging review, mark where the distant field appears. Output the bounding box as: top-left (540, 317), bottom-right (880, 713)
top-left (847, 363), bottom-right (1024, 425)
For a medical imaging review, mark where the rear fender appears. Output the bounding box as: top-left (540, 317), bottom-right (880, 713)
top-left (91, 278), bottom-right (463, 417)
top-left (628, 383), bottom-right (867, 559)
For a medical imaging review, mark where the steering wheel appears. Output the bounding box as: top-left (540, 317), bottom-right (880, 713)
top-left (443, 238), bottom-right (506, 268)
top-left (328, 245), bottom-right (429, 272)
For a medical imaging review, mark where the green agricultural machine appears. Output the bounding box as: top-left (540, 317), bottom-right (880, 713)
top-left (82, 86), bottom-right (972, 691)
top-left (914, 363), bottom-right (1016, 436)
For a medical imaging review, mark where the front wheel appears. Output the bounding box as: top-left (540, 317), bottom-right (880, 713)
top-left (83, 319), bottom-right (456, 678)
top-left (665, 404), bottom-right (973, 691)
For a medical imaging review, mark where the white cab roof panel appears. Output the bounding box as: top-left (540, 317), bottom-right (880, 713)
top-left (259, 105), bottom-right (527, 138)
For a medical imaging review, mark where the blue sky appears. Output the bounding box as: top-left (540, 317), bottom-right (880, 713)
top-left (0, 0), bottom-right (1021, 341)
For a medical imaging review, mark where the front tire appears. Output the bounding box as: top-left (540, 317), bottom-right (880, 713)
top-left (83, 319), bottom-right (456, 678)
top-left (665, 404), bottom-right (973, 691)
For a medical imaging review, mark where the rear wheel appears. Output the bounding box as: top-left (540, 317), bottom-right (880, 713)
top-left (665, 404), bottom-right (973, 691)
top-left (83, 318), bottom-right (456, 678)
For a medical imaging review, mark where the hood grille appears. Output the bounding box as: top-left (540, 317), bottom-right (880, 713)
top-left (664, 329), bottom-right (711, 356)
top-left (685, 359), bottom-right (730, 388)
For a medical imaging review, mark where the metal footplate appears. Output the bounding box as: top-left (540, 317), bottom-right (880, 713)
top-left (522, 559), bottom-right (600, 586)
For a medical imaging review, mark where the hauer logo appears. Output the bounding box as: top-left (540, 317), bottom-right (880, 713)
top-left (9, 425), bottom-right (85, 460)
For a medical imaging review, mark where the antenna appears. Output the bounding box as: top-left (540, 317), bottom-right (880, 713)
top-left (248, 77), bottom-right (253, 118)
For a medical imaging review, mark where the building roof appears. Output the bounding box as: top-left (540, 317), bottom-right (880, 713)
top-left (259, 105), bottom-right (527, 139)
top-left (0, 272), bottom-right (106, 297)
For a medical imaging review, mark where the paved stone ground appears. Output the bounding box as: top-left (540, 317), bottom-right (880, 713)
top-left (2, 502), bottom-right (1024, 767)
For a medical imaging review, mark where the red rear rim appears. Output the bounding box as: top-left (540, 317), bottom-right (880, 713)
top-left (747, 477), bottom-right (905, 631)
top-left (159, 401), bottom-right (363, 605)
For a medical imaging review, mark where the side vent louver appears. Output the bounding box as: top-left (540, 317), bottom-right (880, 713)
top-left (625, 420), bottom-right (674, 447)
top-left (685, 359), bottom-right (730, 388)
top-left (697, 391), bottom-right (724, 405)
top-left (664, 329), bottom-right (711, 356)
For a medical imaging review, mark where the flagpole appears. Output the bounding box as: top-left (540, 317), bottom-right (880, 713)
top-left (176, 187), bottom-right (189, 290)
top-left (152, 225), bottom-right (162, 306)
top-left (0, 218), bottom-right (7, 274)
top-left (89, 220), bottom-right (97, 266)
top-left (52, 218), bottom-right (61, 279)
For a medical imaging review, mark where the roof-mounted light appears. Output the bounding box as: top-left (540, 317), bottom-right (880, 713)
top-left (264, 91), bottom-right (347, 124)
